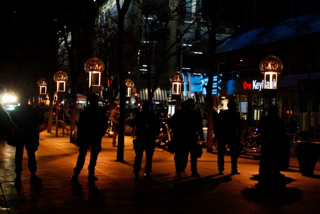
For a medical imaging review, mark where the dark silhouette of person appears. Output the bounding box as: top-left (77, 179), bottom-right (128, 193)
top-left (10, 95), bottom-right (43, 184)
top-left (257, 106), bottom-right (285, 186)
top-left (214, 98), bottom-right (242, 175)
top-left (130, 101), bottom-right (160, 180)
top-left (71, 94), bottom-right (107, 182)
top-left (170, 99), bottom-right (205, 177)
top-left (110, 103), bottom-right (120, 147)
top-left (0, 84), bottom-right (18, 141)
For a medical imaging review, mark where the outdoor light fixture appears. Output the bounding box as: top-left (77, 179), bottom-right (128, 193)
top-left (170, 71), bottom-right (183, 95)
top-left (84, 57), bottom-right (105, 89)
top-left (37, 78), bottom-right (47, 95)
top-left (2, 93), bottom-right (17, 104)
top-left (53, 71), bottom-right (68, 92)
top-left (54, 92), bottom-right (58, 101)
top-left (259, 55), bottom-right (283, 90)
top-left (125, 79), bottom-right (134, 97)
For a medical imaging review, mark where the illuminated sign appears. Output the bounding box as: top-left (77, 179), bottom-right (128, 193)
top-left (243, 80), bottom-right (264, 91)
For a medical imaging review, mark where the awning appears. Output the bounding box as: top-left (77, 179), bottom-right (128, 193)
top-left (278, 72), bottom-right (320, 88)
top-left (139, 88), bottom-right (168, 102)
top-left (77, 94), bottom-right (87, 100)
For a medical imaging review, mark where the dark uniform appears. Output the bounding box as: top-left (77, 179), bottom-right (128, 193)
top-left (72, 94), bottom-right (107, 182)
top-left (257, 106), bottom-right (285, 184)
top-left (215, 99), bottom-right (242, 175)
top-left (10, 99), bottom-right (43, 183)
top-left (130, 101), bottom-right (160, 180)
top-left (170, 99), bottom-right (204, 177)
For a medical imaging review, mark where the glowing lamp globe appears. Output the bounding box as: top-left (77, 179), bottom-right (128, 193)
top-left (259, 55), bottom-right (283, 90)
top-left (54, 71), bottom-right (68, 92)
top-left (125, 79), bottom-right (134, 97)
top-left (170, 71), bottom-right (183, 95)
top-left (84, 58), bottom-right (105, 87)
top-left (37, 78), bottom-right (47, 95)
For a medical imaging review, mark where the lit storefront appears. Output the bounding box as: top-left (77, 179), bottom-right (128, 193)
top-left (278, 72), bottom-right (320, 133)
top-left (219, 73), bottom-right (320, 133)
top-left (219, 78), bottom-right (268, 128)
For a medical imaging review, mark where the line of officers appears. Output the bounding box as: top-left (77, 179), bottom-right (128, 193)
top-left (72, 94), bottom-right (285, 187)
top-left (1, 84), bottom-right (285, 188)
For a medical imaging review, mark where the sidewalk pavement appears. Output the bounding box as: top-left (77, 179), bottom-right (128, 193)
top-left (0, 130), bottom-right (320, 214)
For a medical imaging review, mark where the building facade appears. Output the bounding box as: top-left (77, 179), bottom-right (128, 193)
top-left (215, 11), bottom-right (320, 133)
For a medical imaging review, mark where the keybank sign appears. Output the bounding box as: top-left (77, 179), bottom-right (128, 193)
top-left (243, 80), bottom-right (264, 91)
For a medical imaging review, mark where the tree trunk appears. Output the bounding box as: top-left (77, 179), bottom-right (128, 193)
top-left (116, 0), bottom-right (132, 162)
top-left (69, 90), bottom-right (77, 143)
top-left (203, 0), bottom-right (218, 153)
top-left (47, 92), bottom-right (54, 133)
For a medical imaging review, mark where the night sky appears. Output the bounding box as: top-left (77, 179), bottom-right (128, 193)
top-left (2, 0), bottom-right (320, 95)
top-left (0, 1), bottom-right (64, 95)
top-left (0, 0), bottom-right (96, 96)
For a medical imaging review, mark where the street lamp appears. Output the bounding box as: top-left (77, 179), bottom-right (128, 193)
top-left (37, 78), bottom-right (47, 122)
top-left (169, 71), bottom-right (183, 115)
top-left (170, 71), bottom-right (183, 95)
top-left (37, 78), bottom-right (47, 95)
top-left (125, 79), bottom-right (134, 98)
top-left (53, 71), bottom-right (68, 92)
top-left (84, 57), bottom-right (105, 94)
top-left (53, 71), bottom-right (68, 137)
top-left (259, 55), bottom-right (283, 90)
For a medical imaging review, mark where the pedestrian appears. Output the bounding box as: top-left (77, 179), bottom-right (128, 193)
top-left (130, 101), bottom-right (160, 180)
top-left (257, 106), bottom-right (285, 187)
top-left (71, 94), bottom-right (107, 182)
top-left (10, 94), bottom-right (43, 184)
top-left (0, 84), bottom-right (18, 141)
top-left (170, 99), bottom-right (205, 177)
top-left (110, 103), bottom-right (120, 147)
top-left (214, 98), bottom-right (243, 175)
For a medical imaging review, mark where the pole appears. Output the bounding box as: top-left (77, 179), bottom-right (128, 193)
top-left (55, 93), bottom-right (59, 137)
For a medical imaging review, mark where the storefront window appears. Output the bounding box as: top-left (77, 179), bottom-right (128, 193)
top-left (237, 95), bottom-right (248, 120)
top-left (254, 108), bottom-right (260, 121)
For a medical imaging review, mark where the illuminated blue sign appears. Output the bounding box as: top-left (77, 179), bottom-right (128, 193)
top-left (186, 73), bottom-right (220, 95)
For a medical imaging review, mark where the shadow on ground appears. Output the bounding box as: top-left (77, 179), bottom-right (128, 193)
top-left (242, 174), bottom-right (303, 206)
top-left (156, 174), bottom-right (233, 197)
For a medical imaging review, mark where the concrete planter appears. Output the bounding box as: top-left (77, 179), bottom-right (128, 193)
top-left (295, 139), bottom-right (320, 176)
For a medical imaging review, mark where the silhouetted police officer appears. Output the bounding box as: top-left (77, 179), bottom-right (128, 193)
top-left (10, 95), bottom-right (43, 184)
top-left (257, 106), bottom-right (285, 186)
top-left (215, 98), bottom-right (242, 175)
top-left (170, 99), bottom-right (205, 177)
top-left (130, 101), bottom-right (160, 180)
top-left (71, 94), bottom-right (107, 182)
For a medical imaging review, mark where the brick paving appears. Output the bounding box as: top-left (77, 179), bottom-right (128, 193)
top-left (0, 129), bottom-right (320, 214)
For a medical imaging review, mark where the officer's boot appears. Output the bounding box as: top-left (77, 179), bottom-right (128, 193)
top-left (88, 170), bottom-right (98, 182)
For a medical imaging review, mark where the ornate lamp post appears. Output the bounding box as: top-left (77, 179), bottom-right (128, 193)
top-left (170, 71), bottom-right (183, 114)
top-left (259, 55), bottom-right (283, 90)
top-left (125, 79), bottom-right (134, 98)
top-left (37, 78), bottom-right (47, 95)
top-left (259, 55), bottom-right (283, 117)
top-left (84, 57), bottom-right (105, 94)
top-left (170, 71), bottom-right (183, 95)
top-left (53, 71), bottom-right (68, 136)
top-left (53, 71), bottom-right (68, 92)
top-left (37, 78), bottom-right (47, 119)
